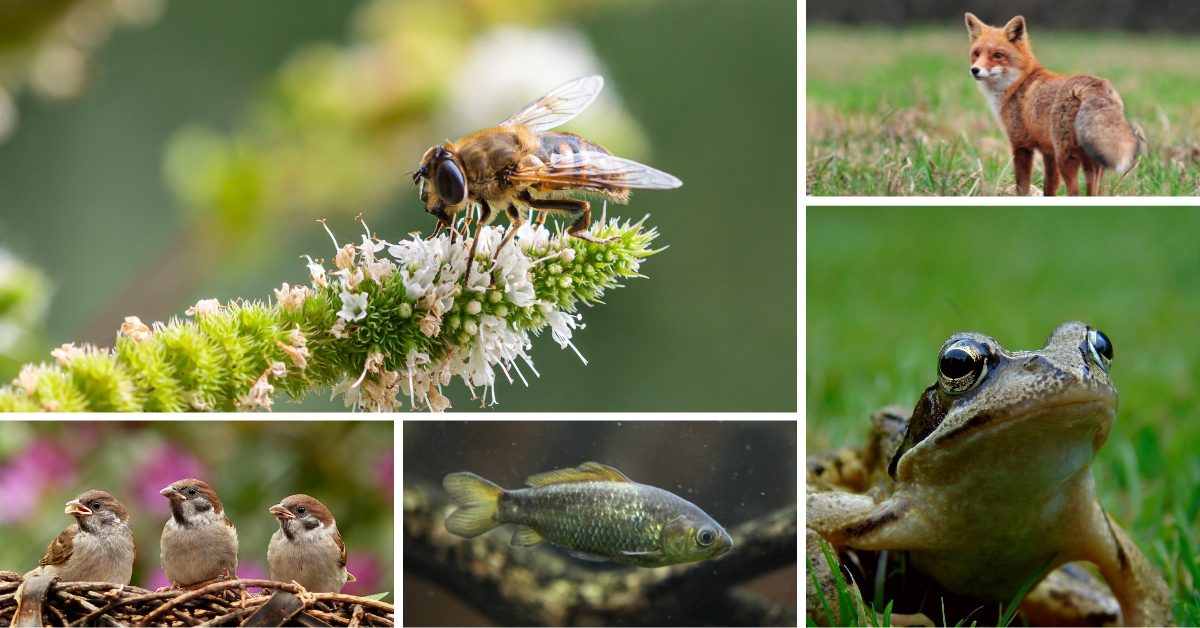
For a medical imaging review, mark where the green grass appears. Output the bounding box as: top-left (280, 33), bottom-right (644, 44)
top-left (806, 25), bottom-right (1200, 195)
top-left (806, 207), bottom-right (1200, 624)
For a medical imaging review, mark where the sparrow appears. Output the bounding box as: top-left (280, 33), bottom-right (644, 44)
top-left (159, 478), bottom-right (239, 588)
top-left (25, 490), bottom-right (135, 584)
top-left (267, 494), bottom-right (356, 592)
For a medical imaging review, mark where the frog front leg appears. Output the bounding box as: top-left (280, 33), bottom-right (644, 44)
top-left (806, 490), bottom-right (933, 626)
top-left (1073, 504), bottom-right (1172, 626)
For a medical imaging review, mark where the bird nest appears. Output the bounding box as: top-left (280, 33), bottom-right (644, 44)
top-left (0, 572), bottom-right (394, 627)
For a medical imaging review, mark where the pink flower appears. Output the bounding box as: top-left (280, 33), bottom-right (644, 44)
top-left (374, 449), bottom-right (393, 498)
top-left (128, 443), bottom-right (207, 515)
top-left (0, 438), bottom-right (76, 523)
top-left (343, 552), bottom-right (385, 596)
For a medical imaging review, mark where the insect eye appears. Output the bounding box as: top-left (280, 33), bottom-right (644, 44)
top-left (696, 527), bottom-right (715, 547)
top-left (938, 338), bottom-right (991, 394)
top-left (187, 487), bottom-right (198, 496)
top-left (992, 52), bottom-right (1003, 59)
top-left (433, 158), bottom-right (467, 206)
top-left (1087, 327), bottom-right (1113, 372)
top-left (297, 506), bottom-right (307, 515)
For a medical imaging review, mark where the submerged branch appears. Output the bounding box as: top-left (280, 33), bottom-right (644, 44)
top-left (402, 484), bottom-right (796, 626)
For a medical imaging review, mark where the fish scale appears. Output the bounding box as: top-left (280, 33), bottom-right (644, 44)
top-left (443, 462), bottom-right (733, 568)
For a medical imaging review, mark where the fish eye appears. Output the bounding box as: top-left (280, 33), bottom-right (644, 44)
top-left (938, 338), bottom-right (990, 394)
top-left (696, 527), bottom-right (716, 547)
top-left (433, 157), bottom-right (467, 206)
top-left (1087, 327), bottom-right (1113, 371)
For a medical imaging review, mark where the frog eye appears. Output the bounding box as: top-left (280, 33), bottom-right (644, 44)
top-left (938, 338), bottom-right (990, 394)
top-left (696, 527), bottom-right (716, 547)
top-left (1087, 327), bottom-right (1113, 371)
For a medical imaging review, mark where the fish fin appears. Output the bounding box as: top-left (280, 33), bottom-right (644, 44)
top-left (525, 461), bottom-right (632, 487)
top-left (621, 549), bottom-right (664, 557)
top-left (568, 550), bottom-right (611, 562)
top-left (443, 472), bottom-right (505, 538)
top-left (510, 526), bottom-right (544, 547)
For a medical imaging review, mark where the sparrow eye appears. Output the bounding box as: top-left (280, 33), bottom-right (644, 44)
top-left (297, 506), bottom-right (307, 515)
top-left (91, 501), bottom-right (102, 509)
top-left (187, 487), bottom-right (198, 496)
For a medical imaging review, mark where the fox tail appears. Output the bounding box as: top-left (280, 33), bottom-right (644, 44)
top-left (1076, 94), bottom-right (1143, 175)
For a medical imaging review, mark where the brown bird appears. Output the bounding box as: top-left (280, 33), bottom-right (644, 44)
top-left (26, 490), bottom-right (135, 584)
top-left (159, 478), bottom-right (239, 588)
top-left (267, 494), bottom-right (355, 592)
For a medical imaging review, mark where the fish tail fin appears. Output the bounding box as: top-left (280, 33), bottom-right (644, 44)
top-left (443, 472), bottom-right (505, 538)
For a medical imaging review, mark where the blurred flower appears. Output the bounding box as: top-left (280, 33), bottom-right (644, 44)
top-left (129, 443), bottom-right (206, 514)
top-left (374, 448), bottom-right (393, 498)
top-left (343, 551), bottom-right (383, 596)
top-left (237, 559), bottom-right (270, 593)
top-left (0, 438), bottom-right (76, 523)
top-left (0, 247), bottom-right (52, 358)
top-left (142, 567), bottom-right (170, 591)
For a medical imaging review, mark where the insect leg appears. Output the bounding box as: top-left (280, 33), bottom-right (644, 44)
top-left (520, 193), bottom-right (614, 243)
top-left (463, 201), bottom-right (493, 285)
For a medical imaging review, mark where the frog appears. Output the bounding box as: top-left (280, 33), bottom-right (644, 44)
top-left (806, 321), bottom-right (1172, 626)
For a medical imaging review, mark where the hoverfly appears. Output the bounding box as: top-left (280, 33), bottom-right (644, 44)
top-left (412, 75), bottom-right (682, 277)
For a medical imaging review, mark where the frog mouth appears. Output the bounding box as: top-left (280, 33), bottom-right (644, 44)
top-left (933, 396), bottom-right (1116, 448)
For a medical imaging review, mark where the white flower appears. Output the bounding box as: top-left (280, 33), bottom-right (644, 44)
top-left (304, 255), bottom-right (327, 288)
top-left (51, 343), bottom-right (85, 366)
top-left (274, 283), bottom-right (309, 311)
top-left (15, 364), bottom-right (40, 396)
top-left (547, 310), bottom-right (588, 365)
top-left (119, 316), bottom-right (152, 343)
top-left (334, 243), bottom-right (357, 272)
top-left (337, 290), bottom-right (368, 321)
top-left (185, 298), bottom-right (221, 318)
top-left (277, 325), bottom-right (310, 369)
top-left (237, 367), bottom-right (277, 412)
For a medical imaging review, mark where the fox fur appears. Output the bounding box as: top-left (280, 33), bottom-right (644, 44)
top-left (965, 13), bottom-right (1144, 195)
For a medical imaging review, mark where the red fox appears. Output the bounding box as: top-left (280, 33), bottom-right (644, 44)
top-left (965, 13), bottom-right (1143, 195)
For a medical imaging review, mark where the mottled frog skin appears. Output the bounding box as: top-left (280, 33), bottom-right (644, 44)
top-left (806, 322), bottom-right (1172, 626)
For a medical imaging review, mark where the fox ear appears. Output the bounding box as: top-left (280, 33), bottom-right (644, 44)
top-left (964, 13), bottom-right (984, 40)
top-left (1004, 16), bottom-right (1027, 43)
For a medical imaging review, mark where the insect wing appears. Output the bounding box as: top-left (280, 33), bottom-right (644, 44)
top-left (511, 151), bottom-right (683, 191)
top-left (499, 75), bottom-right (605, 133)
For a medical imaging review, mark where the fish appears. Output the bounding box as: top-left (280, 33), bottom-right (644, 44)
top-left (442, 461), bottom-right (733, 567)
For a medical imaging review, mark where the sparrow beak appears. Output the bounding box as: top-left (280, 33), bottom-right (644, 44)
top-left (159, 485), bottom-right (184, 501)
top-left (64, 499), bottom-right (92, 517)
top-left (269, 504), bottom-right (295, 520)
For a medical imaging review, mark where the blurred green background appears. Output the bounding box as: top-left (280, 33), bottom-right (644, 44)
top-left (0, 0), bottom-right (797, 411)
top-left (0, 421), bottom-right (393, 597)
top-left (807, 206), bottom-right (1200, 620)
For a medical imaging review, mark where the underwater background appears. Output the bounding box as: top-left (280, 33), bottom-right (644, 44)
top-left (402, 420), bottom-right (797, 626)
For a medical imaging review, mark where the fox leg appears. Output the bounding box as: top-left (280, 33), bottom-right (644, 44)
top-left (1060, 153), bottom-right (1083, 196)
top-left (1042, 153), bottom-right (1061, 196)
top-left (1013, 148), bottom-right (1034, 195)
top-left (1084, 160), bottom-right (1104, 196)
